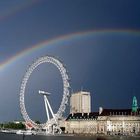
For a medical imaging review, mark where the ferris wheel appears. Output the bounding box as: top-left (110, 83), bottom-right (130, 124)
top-left (19, 56), bottom-right (70, 133)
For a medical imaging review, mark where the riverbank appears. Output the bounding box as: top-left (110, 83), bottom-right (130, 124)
top-left (0, 132), bottom-right (140, 140)
top-left (0, 129), bottom-right (140, 140)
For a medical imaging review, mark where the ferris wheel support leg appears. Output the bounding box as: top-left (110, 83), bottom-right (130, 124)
top-left (45, 96), bottom-right (57, 123)
top-left (44, 96), bottom-right (50, 121)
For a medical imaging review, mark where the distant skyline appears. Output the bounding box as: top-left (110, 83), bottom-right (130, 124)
top-left (0, 0), bottom-right (140, 122)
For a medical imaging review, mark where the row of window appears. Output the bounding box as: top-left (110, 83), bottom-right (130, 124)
top-left (109, 111), bottom-right (140, 115)
top-left (108, 123), bottom-right (140, 127)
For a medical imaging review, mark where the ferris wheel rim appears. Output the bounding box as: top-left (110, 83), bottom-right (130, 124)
top-left (19, 55), bottom-right (70, 128)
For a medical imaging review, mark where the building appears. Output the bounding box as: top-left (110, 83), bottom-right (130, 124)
top-left (65, 108), bottom-right (140, 135)
top-left (65, 96), bottom-right (140, 135)
top-left (70, 91), bottom-right (91, 114)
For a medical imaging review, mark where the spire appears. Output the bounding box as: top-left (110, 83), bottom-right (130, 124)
top-left (132, 96), bottom-right (138, 112)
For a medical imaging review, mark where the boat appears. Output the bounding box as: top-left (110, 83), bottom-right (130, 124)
top-left (16, 130), bottom-right (36, 135)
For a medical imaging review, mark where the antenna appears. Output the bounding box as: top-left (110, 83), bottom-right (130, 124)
top-left (81, 86), bottom-right (83, 92)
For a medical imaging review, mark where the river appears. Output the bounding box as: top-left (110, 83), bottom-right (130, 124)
top-left (0, 133), bottom-right (140, 140)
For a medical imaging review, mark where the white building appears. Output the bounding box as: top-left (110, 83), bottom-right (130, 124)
top-left (65, 108), bottom-right (140, 135)
top-left (70, 91), bottom-right (91, 114)
top-left (65, 96), bottom-right (140, 135)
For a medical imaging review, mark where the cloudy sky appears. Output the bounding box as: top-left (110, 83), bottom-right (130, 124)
top-left (0, 0), bottom-right (140, 122)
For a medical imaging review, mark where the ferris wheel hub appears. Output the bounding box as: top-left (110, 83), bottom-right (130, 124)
top-left (39, 90), bottom-right (51, 96)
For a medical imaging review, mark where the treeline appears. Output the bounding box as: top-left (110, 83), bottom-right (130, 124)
top-left (0, 122), bottom-right (25, 129)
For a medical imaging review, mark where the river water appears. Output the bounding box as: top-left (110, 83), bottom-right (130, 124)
top-left (0, 133), bottom-right (140, 140)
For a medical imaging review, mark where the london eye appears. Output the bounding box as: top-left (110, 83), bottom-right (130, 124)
top-left (19, 56), bottom-right (70, 133)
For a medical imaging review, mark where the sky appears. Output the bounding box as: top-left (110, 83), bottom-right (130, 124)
top-left (0, 0), bottom-right (140, 122)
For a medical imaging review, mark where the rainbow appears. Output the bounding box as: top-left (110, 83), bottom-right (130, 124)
top-left (0, 29), bottom-right (140, 71)
top-left (0, 1), bottom-right (40, 21)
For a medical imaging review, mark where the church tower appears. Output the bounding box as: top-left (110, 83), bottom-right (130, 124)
top-left (132, 96), bottom-right (138, 112)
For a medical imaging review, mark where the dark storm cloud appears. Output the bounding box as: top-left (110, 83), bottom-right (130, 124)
top-left (0, 0), bottom-right (140, 54)
top-left (0, 0), bottom-right (140, 122)
top-left (0, 32), bottom-right (140, 122)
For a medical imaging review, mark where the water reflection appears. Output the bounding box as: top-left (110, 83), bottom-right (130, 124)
top-left (97, 137), bottom-right (107, 140)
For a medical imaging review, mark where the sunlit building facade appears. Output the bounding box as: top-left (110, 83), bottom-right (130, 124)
top-left (65, 96), bottom-right (140, 135)
top-left (70, 91), bottom-right (91, 114)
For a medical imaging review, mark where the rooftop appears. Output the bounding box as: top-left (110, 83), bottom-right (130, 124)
top-left (66, 108), bottom-right (140, 121)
